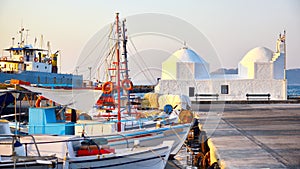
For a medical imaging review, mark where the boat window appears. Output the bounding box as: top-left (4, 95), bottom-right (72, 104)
top-left (72, 140), bottom-right (82, 152)
top-left (0, 126), bottom-right (4, 134)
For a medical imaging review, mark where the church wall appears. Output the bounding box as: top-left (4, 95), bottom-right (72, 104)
top-left (238, 63), bottom-right (248, 78)
top-left (238, 62), bottom-right (255, 79)
top-left (273, 53), bottom-right (284, 79)
top-left (156, 79), bottom-right (286, 101)
top-left (161, 59), bottom-right (177, 80)
top-left (177, 62), bottom-right (195, 80)
top-left (254, 62), bottom-right (273, 79)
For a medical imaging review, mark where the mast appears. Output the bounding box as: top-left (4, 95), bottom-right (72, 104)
top-left (122, 19), bottom-right (131, 115)
top-left (115, 13), bottom-right (122, 132)
top-left (19, 27), bottom-right (24, 46)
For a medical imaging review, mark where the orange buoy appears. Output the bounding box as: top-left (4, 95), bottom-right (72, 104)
top-left (121, 79), bottom-right (133, 91)
top-left (35, 95), bottom-right (45, 107)
top-left (102, 81), bottom-right (113, 94)
top-left (19, 57), bottom-right (24, 62)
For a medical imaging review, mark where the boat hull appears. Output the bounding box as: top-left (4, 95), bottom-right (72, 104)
top-left (105, 123), bottom-right (191, 155)
top-left (0, 156), bottom-right (57, 169)
top-left (62, 145), bottom-right (171, 169)
top-left (15, 135), bottom-right (173, 169)
top-left (0, 71), bottom-right (82, 88)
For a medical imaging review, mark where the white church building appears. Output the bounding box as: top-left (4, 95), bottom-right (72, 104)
top-left (155, 32), bottom-right (287, 101)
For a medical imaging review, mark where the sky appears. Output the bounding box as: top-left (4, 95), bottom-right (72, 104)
top-left (0, 0), bottom-right (299, 80)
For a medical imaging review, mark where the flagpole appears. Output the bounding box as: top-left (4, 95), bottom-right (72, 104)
top-left (283, 30), bottom-right (286, 81)
top-left (283, 30), bottom-right (287, 100)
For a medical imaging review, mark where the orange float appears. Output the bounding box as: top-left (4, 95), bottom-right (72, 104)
top-left (102, 81), bottom-right (113, 94)
top-left (121, 79), bottom-right (133, 91)
top-left (35, 95), bottom-right (45, 107)
top-left (19, 56), bottom-right (24, 62)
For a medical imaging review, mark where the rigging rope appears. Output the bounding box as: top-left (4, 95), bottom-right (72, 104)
top-left (127, 38), bottom-right (156, 84)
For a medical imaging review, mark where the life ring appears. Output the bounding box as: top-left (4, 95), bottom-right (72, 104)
top-left (19, 57), bottom-right (24, 62)
top-left (34, 57), bottom-right (38, 62)
top-left (35, 95), bottom-right (45, 107)
top-left (48, 60), bottom-right (52, 65)
top-left (121, 79), bottom-right (133, 91)
top-left (102, 81), bottom-right (113, 94)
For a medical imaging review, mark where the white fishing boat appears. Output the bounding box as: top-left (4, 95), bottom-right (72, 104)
top-left (0, 120), bottom-right (57, 169)
top-left (19, 135), bottom-right (173, 169)
top-left (1, 119), bottom-right (173, 169)
top-left (24, 106), bottom-right (190, 156)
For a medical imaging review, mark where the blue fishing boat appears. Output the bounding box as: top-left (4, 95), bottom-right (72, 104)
top-left (0, 27), bottom-right (83, 88)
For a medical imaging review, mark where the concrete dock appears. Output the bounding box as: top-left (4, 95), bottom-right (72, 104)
top-left (195, 104), bottom-right (300, 169)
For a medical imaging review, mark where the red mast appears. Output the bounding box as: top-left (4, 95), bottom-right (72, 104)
top-left (115, 13), bottom-right (122, 132)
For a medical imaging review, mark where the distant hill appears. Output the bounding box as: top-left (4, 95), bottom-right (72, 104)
top-left (211, 68), bottom-right (300, 85)
top-left (210, 68), bottom-right (238, 75)
top-left (287, 69), bottom-right (300, 85)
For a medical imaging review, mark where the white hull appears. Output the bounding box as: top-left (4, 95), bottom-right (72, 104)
top-left (61, 142), bottom-right (172, 169)
top-left (0, 134), bottom-right (57, 169)
top-left (104, 123), bottom-right (191, 155)
top-left (0, 158), bottom-right (57, 169)
top-left (17, 136), bottom-right (173, 169)
top-left (122, 116), bottom-right (179, 130)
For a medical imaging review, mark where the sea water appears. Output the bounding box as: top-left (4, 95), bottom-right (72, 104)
top-left (287, 85), bottom-right (300, 96)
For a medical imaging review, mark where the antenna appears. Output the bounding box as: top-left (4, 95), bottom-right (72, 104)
top-left (183, 41), bottom-right (188, 49)
top-left (12, 37), bottom-right (15, 47)
top-left (25, 29), bottom-right (29, 45)
top-left (40, 35), bottom-right (44, 49)
top-left (47, 41), bottom-right (51, 55)
top-left (88, 67), bottom-right (92, 81)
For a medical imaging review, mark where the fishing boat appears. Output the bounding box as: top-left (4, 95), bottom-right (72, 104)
top-left (24, 135), bottom-right (173, 169)
top-left (0, 119), bottom-right (58, 169)
top-left (0, 120), bottom-right (173, 169)
top-left (0, 27), bottom-right (83, 87)
top-left (24, 105), bottom-right (190, 156)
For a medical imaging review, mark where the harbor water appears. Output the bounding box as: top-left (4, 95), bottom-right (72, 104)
top-left (288, 85), bottom-right (300, 96)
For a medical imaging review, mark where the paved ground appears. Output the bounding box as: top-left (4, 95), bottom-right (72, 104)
top-left (195, 104), bottom-right (300, 169)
